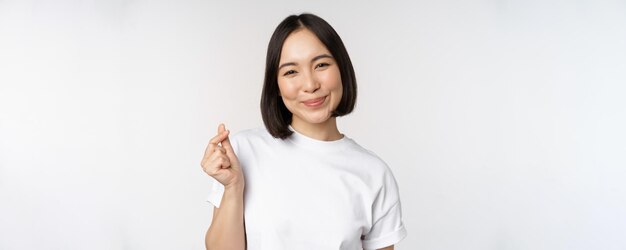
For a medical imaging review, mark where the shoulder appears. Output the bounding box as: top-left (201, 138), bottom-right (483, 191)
top-left (343, 137), bottom-right (396, 178)
top-left (345, 138), bottom-right (389, 168)
top-left (230, 127), bottom-right (270, 141)
top-left (345, 137), bottom-right (402, 212)
top-left (229, 127), bottom-right (276, 150)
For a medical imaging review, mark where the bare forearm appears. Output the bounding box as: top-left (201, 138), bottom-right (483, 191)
top-left (205, 185), bottom-right (246, 250)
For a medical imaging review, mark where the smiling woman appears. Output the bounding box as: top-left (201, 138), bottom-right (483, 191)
top-left (201, 13), bottom-right (406, 250)
top-left (260, 14), bottom-right (358, 141)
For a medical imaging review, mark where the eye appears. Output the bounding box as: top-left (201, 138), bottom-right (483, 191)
top-left (283, 70), bottom-right (297, 76)
top-left (315, 63), bottom-right (329, 69)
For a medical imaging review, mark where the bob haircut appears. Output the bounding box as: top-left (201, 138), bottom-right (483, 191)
top-left (261, 13), bottom-right (357, 139)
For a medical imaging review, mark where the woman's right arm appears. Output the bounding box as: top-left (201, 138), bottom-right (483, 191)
top-left (201, 124), bottom-right (246, 250)
top-left (206, 184), bottom-right (245, 250)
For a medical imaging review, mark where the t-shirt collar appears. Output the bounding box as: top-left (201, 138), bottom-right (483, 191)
top-left (287, 125), bottom-right (351, 151)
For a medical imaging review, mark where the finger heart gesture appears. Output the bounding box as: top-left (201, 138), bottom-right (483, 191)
top-left (201, 123), bottom-right (244, 189)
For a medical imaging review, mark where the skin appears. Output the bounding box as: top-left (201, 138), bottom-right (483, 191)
top-left (277, 28), bottom-right (344, 141)
top-left (202, 28), bottom-right (394, 250)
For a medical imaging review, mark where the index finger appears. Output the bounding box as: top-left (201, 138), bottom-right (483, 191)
top-left (217, 123), bottom-right (225, 134)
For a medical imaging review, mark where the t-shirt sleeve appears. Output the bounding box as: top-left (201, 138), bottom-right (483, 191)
top-left (206, 177), bottom-right (224, 208)
top-left (361, 167), bottom-right (407, 249)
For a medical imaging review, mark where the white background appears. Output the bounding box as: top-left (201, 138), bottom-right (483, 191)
top-left (1, 0), bottom-right (625, 249)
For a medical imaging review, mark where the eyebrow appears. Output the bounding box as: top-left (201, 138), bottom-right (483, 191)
top-left (278, 54), bottom-right (334, 70)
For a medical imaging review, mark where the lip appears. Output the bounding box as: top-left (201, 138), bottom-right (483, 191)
top-left (302, 96), bottom-right (326, 107)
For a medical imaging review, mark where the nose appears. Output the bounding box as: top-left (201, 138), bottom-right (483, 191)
top-left (302, 71), bottom-right (320, 93)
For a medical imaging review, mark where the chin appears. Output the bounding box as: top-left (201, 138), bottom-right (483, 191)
top-left (303, 113), bottom-right (332, 124)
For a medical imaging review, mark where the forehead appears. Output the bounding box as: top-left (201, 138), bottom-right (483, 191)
top-left (279, 28), bottom-right (331, 62)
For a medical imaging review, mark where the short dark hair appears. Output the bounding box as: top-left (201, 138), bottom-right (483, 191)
top-left (260, 13), bottom-right (357, 139)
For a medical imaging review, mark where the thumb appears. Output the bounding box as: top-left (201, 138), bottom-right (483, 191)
top-left (221, 132), bottom-right (234, 153)
top-left (220, 127), bottom-right (239, 163)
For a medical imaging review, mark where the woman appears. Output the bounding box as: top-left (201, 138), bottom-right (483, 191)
top-left (202, 13), bottom-right (406, 250)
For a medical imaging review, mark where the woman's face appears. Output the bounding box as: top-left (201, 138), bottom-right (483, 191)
top-left (277, 28), bottom-right (343, 127)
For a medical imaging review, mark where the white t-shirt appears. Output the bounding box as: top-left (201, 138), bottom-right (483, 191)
top-left (207, 126), bottom-right (406, 250)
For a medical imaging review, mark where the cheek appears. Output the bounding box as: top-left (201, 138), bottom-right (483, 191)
top-left (319, 68), bottom-right (342, 90)
top-left (318, 69), bottom-right (343, 108)
top-left (277, 79), bottom-right (298, 100)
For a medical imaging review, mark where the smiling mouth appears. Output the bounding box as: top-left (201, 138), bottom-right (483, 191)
top-left (302, 96), bottom-right (326, 107)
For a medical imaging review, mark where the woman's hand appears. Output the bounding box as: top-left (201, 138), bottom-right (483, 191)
top-left (201, 123), bottom-right (244, 190)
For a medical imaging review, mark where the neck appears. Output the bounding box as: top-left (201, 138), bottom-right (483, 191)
top-left (291, 117), bottom-right (343, 141)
